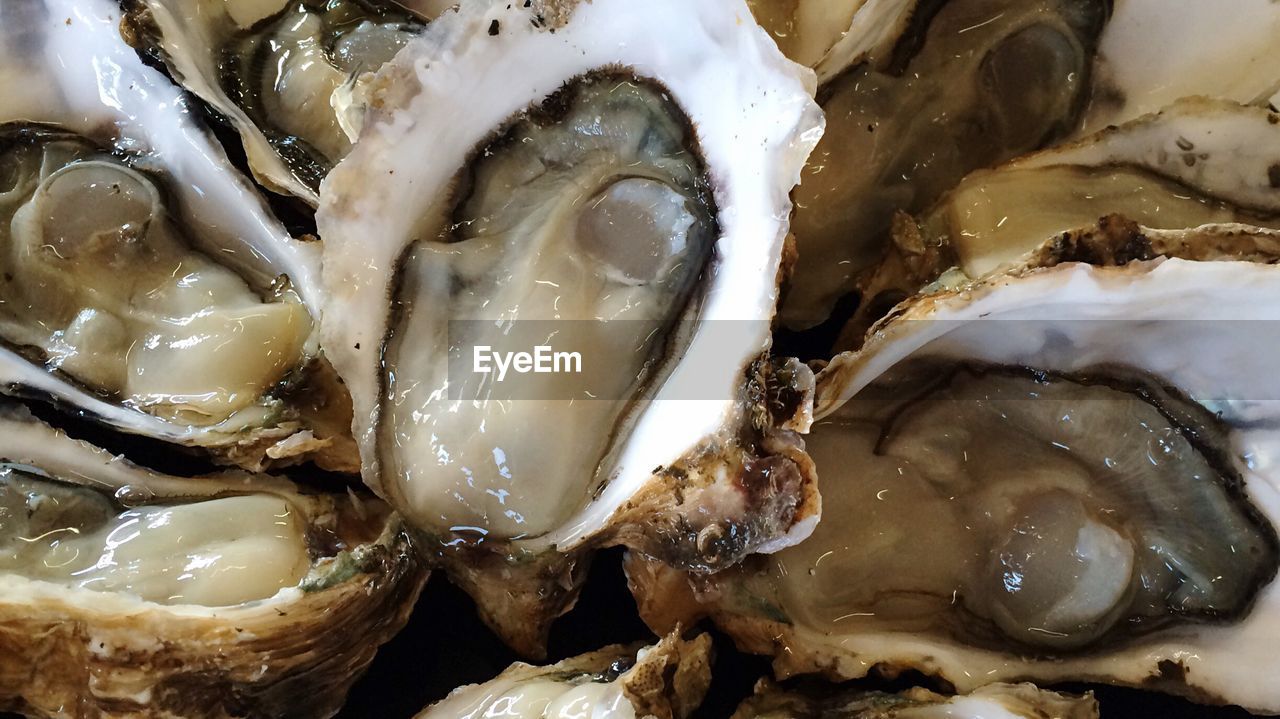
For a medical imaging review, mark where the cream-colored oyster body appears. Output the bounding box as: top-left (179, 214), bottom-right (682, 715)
top-left (318, 0), bottom-right (822, 653)
top-left (0, 0), bottom-right (355, 471)
top-left (0, 402), bottom-right (426, 719)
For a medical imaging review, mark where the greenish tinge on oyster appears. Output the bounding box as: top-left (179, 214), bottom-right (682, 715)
top-left (0, 401), bottom-right (427, 719)
top-left (123, 0), bottom-right (431, 203)
top-left (385, 72), bottom-right (717, 540)
top-left (417, 632), bottom-right (712, 719)
top-left (778, 0), bottom-right (1109, 329)
top-left (732, 681), bottom-right (1098, 719)
top-left (0, 125), bottom-right (312, 428)
top-left (776, 362), bottom-right (1276, 651)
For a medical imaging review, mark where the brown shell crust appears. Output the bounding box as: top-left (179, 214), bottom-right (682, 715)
top-left (607, 359), bottom-right (821, 576)
top-left (0, 525), bottom-right (427, 719)
top-left (428, 356), bottom-right (819, 658)
top-left (435, 546), bottom-right (590, 660)
top-left (620, 632), bottom-right (713, 719)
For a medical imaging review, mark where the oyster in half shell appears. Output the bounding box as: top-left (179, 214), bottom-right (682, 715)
top-left (772, 0), bottom-right (1280, 331)
top-left (0, 0), bottom-right (354, 471)
top-left (418, 632), bottom-right (711, 719)
top-left (629, 229), bottom-right (1280, 713)
top-left (840, 97), bottom-right (1280, 349)
top-left (121, 0), bottom-right (440, 204)
top-left (319, 0), bottom-right (822, 652)
top-left (0, 402), bottom-right (426, 718)
top-left (775, 0), bottom-right (1110, 329)
top-left (733, 681), bottom-right (1098, 719)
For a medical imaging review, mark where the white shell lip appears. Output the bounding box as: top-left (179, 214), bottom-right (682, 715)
top-left (0, 0), bottom-right (325, 443)
top-left (319, 0), bottom-right (823, 552)
top-left (1080, 0), bottom-right (1280, 133)
top-left (802, 256), bottom-right (1280, 713)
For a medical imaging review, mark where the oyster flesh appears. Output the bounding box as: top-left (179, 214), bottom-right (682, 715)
top-left (319, 0), bottom-right (822, 651)
top-left (122, 0), bottom-right (439, 204)
top-left (776, 0), bottom-right (1110, 329)
top-left (774, 0), bottom-right (1280, 330)
top-left (0, 402), bottom-right (426, 718)
top-left (629, 229), bottom-right (1280, 713)
top-left (418, 632), bottom-right (711, 719)
top-left (732, 681), bottom-right (1098, 719)
top-left (840, 97), bottom-right (1280, 349)
top-left (0, 0), bottom-right (354, 471)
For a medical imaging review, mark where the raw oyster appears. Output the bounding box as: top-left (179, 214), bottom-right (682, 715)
top-left (0, 402), bottom-right (426, 718)
top-left (418, 632), bottom-right (711, 719)
top-left (776, 0), bottom-right (1110, 329)
top-left (319, 0), bottom-right (822, 652)
top-left (839, 98), bottom-right (1280, 349)
top-left (629, 229), bottom-right (1280, 713)
top-left (121, 0), bottom-right (440, 204)
top-left (773, 0), bottom-right (1280, 331)
top-left (732, 681), bottom-right (1098, 719)
top-left (0, 0), bottom-right (354, 471)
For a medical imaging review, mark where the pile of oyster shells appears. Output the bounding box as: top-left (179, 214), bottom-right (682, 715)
top-left (1, 0), bottom-right (1279, 716)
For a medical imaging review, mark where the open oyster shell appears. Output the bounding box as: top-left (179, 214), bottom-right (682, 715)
top-left (732, 681), bottom-right (1098, 719)
top-left (837, 97), bottom-right (1280, 349)
top-left (318, 0), bottom-right (823, 653)
top-left (767, 0), bottom-right (1280, 331)
top-left (0, 0), bottom-right (355, 472)
top-left (418, 632), bottom-right (711, 719)
top-left (121, 0), bottom-right (445, 205)
top-left (0, 402), bottom-right (427, 718)
top-left (629, 228), bottom-right (1280, 713)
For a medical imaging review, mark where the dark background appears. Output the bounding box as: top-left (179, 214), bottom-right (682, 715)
top-left (337, 548), bottom-right (1262, 718)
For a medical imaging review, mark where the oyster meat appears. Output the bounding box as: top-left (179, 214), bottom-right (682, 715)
top-left (0, 402), bottom-right (426, 718)
top-left (319, 0), bottom-right (822, 652)
top-left (733, 681), bottom-right (1098, 719)
top-left (0, 0), bottom-right (354, 471)
top-left (629, 229), bottom-right (1280, 713)
top-left (776, 0), bottom-right (1110, 329)
top-left (122, 0), bottom-right (439, 204)
top-left (840, 98), bottom-right (1280, 349)
top-left (418, 632), bottom-right (711, 719)
top-left (771, 0), bottom-right (1280, 331)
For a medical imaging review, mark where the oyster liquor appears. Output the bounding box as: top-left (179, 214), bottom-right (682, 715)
top-left (473, 345), bottom-right (583, 382)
